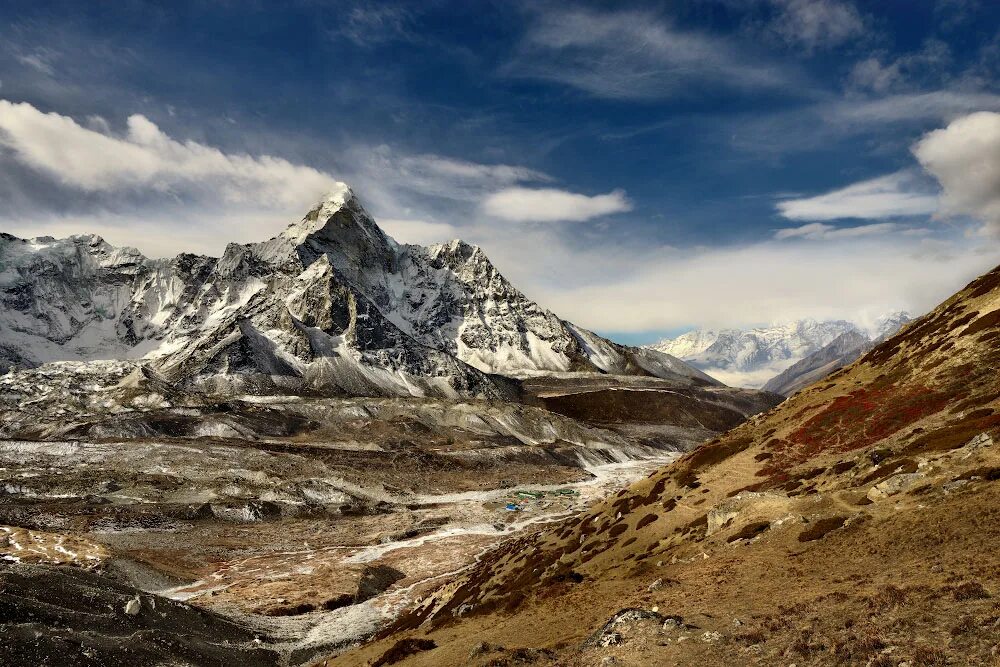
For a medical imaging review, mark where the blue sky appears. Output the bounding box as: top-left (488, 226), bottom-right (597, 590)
top-left (1, 0), bottom-right (998, 343)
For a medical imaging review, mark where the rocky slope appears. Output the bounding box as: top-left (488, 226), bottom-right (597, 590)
top-left (0, 186), bottom-right (711, 398)
top-left (336, 266), bottom-right (1000, 666)
top-left (763, 313), bottom-right (912, 396)
top-left (0, 563), bottom-right (283, 667)
top-left (650, 314), bottom-right (910, 389)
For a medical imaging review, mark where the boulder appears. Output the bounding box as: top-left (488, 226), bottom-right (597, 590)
top-left (867, 473), bottom-right (924, 501)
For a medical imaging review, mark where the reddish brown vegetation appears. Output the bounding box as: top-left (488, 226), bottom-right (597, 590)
top-left (755, 386), bottom-right (951, 478)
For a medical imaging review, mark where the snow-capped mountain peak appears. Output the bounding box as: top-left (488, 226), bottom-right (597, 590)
top-left (872, 310), bottom-right (912, 340)
top-left (0, 187), bottom-right (714, 396)
top-left (279, 182), bottom-right (356, 244)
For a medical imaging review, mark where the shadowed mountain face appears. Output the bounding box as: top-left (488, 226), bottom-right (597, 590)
top-left (0, 186), bottom-right (712, 398)
top-left (0, 564), bottom-right (283, 667)
top-left (340, 266), bottom-right (1000, 667)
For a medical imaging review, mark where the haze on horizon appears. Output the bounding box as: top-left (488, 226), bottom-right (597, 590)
top-left (0, 0), bottom-right (998, 344)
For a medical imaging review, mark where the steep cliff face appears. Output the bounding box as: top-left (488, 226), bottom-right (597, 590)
top-left (0, 185), bottom-right (709, 398)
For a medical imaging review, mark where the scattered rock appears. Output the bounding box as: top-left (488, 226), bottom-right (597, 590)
top-left (726, 520), bottom-right (771, 543)
top-left (942, 479), bottom-right (970, 494)
top-left (357, 564), bottom-right (406, 602)
top-left (469, 642), bottom-right (503, 658)
top-left (584, 608), bottom-right (666, 648)
top-left (867, 473), bottom-right (924, 501)
top-left (662, 615), bottom-right (686, 630)
top-left (123, 596), bottom-right (140, 616)
top-left (798, 515), bottom-right (848, 542)
top-left (960, 432), bottom-right (993, 460)
top-left (240, 501), bottom-right (283, 523)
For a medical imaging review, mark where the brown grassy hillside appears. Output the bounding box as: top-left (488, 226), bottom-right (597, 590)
top-left (326, 266), bottom-right (1000, 667)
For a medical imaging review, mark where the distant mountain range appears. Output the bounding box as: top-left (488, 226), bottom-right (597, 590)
top-left (762, 314), bottom-right (912, 396)
top-left (648, 312), bottom-right (912, 390)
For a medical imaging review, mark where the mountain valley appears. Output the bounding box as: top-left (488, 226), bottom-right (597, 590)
top-left (0, 187), bottom-right (781, 666)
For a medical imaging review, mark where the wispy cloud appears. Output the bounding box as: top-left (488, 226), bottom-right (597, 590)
top-left (776, 171), bottom-right (938, 221)
top-left (774, 221), bottom-right (902, 240)
top-left (473, 224), bottom-right (1000, 334)
top-left (378, 218), bottom-right (460, 246)
top-left (349, 144), bottom-right (550, 204)
top-left (481, 187), bottom-right (631, 223)
top-left (761, 0), bottom-right (868, 51)
top-left (333, 5), bottom-right (417, 47)
top-left (14, 47), bottom-right (59, 76)
top-left (503, 6), bottom-right (795, 100)
top-left (847, 39), bottom-right (952, 93)
top-left (720, 83), bottom-right (1000, 157)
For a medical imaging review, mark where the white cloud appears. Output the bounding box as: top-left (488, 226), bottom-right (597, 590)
top-left (481, 187), bottom-right (632, 223)
top-left (0, 100), bottom-right (337, 209)
top-left (764, 0), bottom-right (867, 51)
top-left (378, 218), bottom-right (460, 246)
top-left (774, 221), bottom-right (902, 240)
top-left (913, 111), bottom-right (1000, 234)
top-left (776, 172), bottom-right (938, 221)
top-left (505, 7), bottom-right (793, 100)
top-left (508, 233), bottom-right (1000, 333)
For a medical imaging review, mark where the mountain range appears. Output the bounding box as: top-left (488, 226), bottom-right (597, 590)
top-left (649, 312), bottom-right (911, 389)
top-left (0, 185), bottom-right (711, 398)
